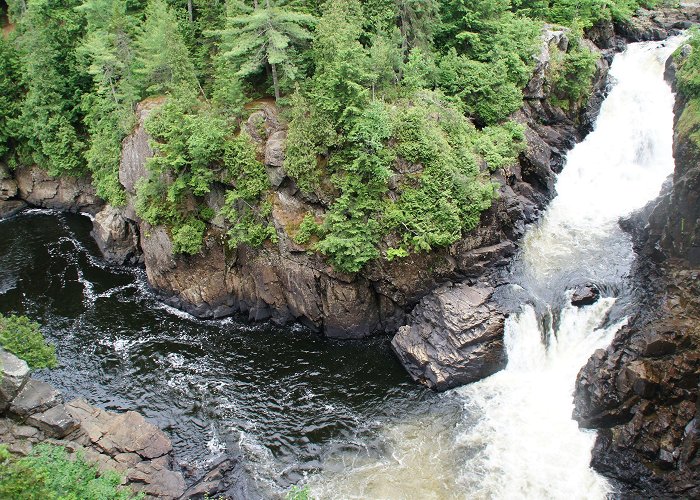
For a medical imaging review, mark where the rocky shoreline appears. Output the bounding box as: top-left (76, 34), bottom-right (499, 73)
top-left (0, 348), bottom-right (186, 498)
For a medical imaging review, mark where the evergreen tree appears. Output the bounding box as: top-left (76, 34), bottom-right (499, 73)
top-left (0, 36), bottom-right (23, 161)
top-left (18, 0), bottom-right (88, 176)
top-left (76, 0), bottom-right (138, 205)
top-left (217, 0), bottom-right (315, 100)
top-left (133, 0), bottom-right (197, 96)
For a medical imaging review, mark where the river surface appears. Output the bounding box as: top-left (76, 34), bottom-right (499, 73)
top-left (0, 38), bottom-right (682, 499)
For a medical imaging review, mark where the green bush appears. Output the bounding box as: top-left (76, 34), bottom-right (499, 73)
top-left (171, 218), bottom-right (206, 255)
top-left (550, 38), bottom-right (600, 111)
top-left (0, 443), bottom-right (142, 500)
top-left (677, 28), bottom-right (700, 99)
top-left (0, 313), bottom-right (57, 369)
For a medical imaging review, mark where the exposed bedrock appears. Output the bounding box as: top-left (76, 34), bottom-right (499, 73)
top-left (0, 162), bottom-right (103, 217)
top-left (391, 283), bottom-right (506, 391)
top-left (574, 46), bottom-right (700, 497)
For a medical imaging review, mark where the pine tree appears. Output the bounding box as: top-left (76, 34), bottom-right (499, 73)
top-left (76, 0), bottom-right (138, 205)
top-left (133, 0), bottom-right (197, 96)
top-left (217, 0), bottom-right (315, 100)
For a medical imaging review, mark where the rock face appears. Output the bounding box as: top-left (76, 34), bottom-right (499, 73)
top-left (0, 349), bottom-right (187, 499)
top-left (103, 28), bottom-right (611, 349)
top-left (574, 48), bottom-right (700, 497)
top-left (14, 165), bottom-right (103, 214)
top-left (91, 205), bottom-right (142, 266)
top-left (392, 283), bottom-right (506, 391)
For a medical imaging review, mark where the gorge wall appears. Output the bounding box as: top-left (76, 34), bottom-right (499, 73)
top-left (574, 38), bottom-right (700, 497)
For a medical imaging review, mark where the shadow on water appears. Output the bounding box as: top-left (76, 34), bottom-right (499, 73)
top-left (0, 211), bottom-right (430, 493)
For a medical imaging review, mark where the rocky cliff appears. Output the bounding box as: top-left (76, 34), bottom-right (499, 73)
top-left (395, 4), bottom-right (700, 391)
top-left (104, 30), bottom-right (608, 347)
top-left (574, 41), bottom-right (700, 497)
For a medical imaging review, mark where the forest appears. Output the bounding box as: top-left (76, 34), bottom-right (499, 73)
top-left (0, 0), bottom-right (656, 273)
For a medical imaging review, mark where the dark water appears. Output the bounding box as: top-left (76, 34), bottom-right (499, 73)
top-left (0, 210), bottom-right (428, 492)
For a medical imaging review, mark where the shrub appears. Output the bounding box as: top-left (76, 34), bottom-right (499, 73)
top-left (0, 443), bottom-right (142, 499)
top-left (0, 313), bottom-right (57, 369)
top-left (171, 219), bottom-right (206, 255)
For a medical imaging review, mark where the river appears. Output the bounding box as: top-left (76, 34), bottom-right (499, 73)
top-left (306, 38), bottom-right (682, 499)
top-left (0, 38), bottom-right (682, 498)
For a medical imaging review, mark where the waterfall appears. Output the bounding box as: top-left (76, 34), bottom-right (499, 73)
top-left (307, 38), bottom-right (683, 499)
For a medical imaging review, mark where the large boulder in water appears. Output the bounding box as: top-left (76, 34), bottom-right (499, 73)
top-left (392, 283), bottom-right (507, 391)
top-left (91, 205), bottom-right (142, 266)
top-left (571, 285), bottom-right (600, 307)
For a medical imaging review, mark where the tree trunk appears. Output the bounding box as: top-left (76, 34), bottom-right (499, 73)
top-left (187, 0), bottom-right (193, 22)
top-left (271, 62), bottom-right (280, 101)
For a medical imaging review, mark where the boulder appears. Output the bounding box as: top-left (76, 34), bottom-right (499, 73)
top-left (571, 285), bottom-right (600, 307)
top-left (9, 379), bottom-right (62, 418)
top-left (392, 283), bottom-right (507, 391)
top-left (0, 350), bottom-right (29, 411)
top-left (91, 205), bottom-right (142, 265)
top-left (26, 404), bottom-right (79, 438)
top-left (264, 130), bottom-right (287, 168)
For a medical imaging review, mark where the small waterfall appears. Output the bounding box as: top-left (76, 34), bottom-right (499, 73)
top-left (308, 37), bottom-right (683, 499)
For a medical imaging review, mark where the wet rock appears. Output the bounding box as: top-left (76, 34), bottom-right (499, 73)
top-left (0, 350), bottom-right (29, 411)
top-left (91, 205), bottom-right (142, 265)
top-left (14, 165), bottom-right (103, 214)
top-left (0, 199), bottom-right (26, 219)
top-left (571, 285), bottom-right (600, 307)
top-left (27, 404), bottom-right (79, 438)
top-left (392, 283), bottom-right (507, 391)
top-left (9, 379), bottom-right (62, 418)
top-left (575, 71), bottom-right (700, 494)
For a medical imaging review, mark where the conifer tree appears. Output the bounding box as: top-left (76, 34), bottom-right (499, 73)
top-left (217, 0), bottom-right (315, 100)
top-left (18, 0), bottom-right (88, 175)
top-left (133, 0), bottom-right (197, 96)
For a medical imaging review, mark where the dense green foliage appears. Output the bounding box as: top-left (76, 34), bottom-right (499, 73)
top-left (676, 29), bottom-right (700, 148)
top-left (0, 0), bottom-right (653, 270)
top-left (0, 444), bottom-right (142, 499)
top-left (0, 313), bottom-right (57, 369)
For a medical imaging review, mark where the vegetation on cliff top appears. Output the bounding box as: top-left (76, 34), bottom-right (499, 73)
top-left (0, 0), bottom-right (651, 270)
top-left (676, 28), bottom-right (700, 148)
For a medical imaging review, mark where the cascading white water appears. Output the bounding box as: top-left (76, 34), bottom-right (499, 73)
top-left (306, 38), bottom-right (683, 499)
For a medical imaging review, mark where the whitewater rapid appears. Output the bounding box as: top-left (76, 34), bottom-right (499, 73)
top-left (307, 37), bottom-right (683, 499)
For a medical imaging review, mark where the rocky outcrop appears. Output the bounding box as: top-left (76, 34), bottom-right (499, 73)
top-left (91, 205), bottom-right (142, 266)
top-left (392, 28), bottom-right (614, 390)
top-left (586, 3), bottom-right (700, 50)
top-left (391, 283), bottom-right (506, 391)
top-left (574, 47), bottom-right (700, 497)
top-left (104, 28), bottom-right (612, 348)
top-left (0, 349), bottom-right (186, 498)
top-left (0, 162), bottom-right (103, 219)
top-left (616, 3), bottom-right (700, 43)
top-left (14, 165), bottom-right (103, 214)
